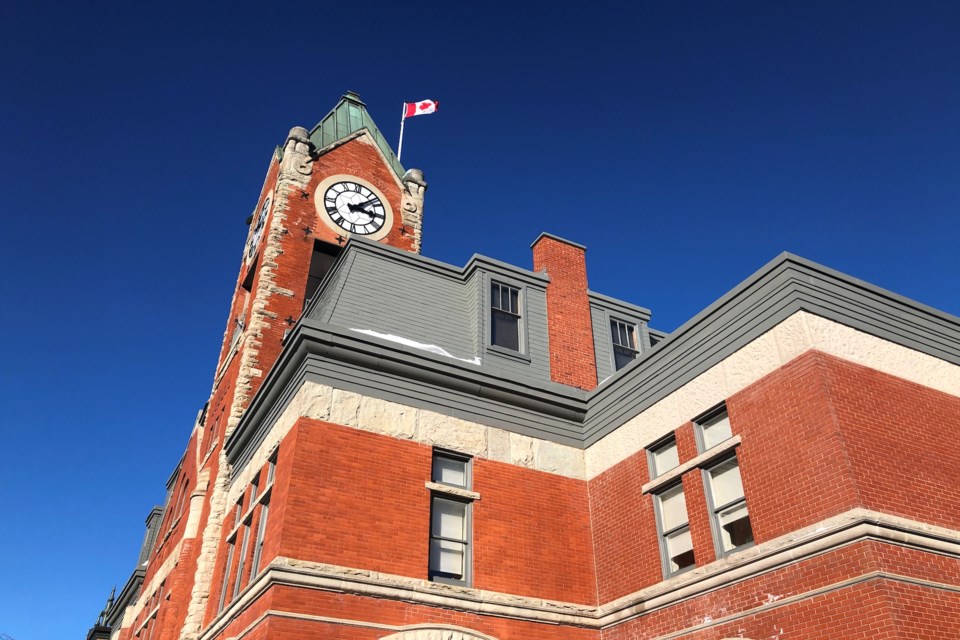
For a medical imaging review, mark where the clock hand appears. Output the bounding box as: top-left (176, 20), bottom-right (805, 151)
top-left (347, 200), bottom-right (383, 217)
top-left (347, 200), bottom-right (378, 213)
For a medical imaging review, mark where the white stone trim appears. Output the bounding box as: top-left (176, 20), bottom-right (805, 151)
top-left (425, 481), bottom-right (481, 501)
top-left (197, 509), bottom-right (960, 637)
top-left (641, 436), bottom-right (741, 494)
top-left (584, 311), bottom-right (960, 479)
top-left (227, 385), bottom-right (585, 503)
top-left (225, 609), bottom-right (499, 640)
top-left (122, 539), bottom-right (182, 629)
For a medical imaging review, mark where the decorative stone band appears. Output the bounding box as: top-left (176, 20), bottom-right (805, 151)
top-left (584, 310), bottom-right (960, 479)
top-left (117, 539), bottom-right (182, 630)
top-left (221, 610), bottom-right (500, 640)
top-left (198, 509), bottom-right (960, 640)
top-left (226, 381), bottom-right (584, 504)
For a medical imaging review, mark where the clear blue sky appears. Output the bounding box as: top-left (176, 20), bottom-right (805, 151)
top-left (1, 1), bottom-right (958, 638)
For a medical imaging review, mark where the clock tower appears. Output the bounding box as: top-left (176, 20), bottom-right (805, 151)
top-left (110, 91), bottom-right (428, 640)
top-left (196, 90), bottom-right (428, 624)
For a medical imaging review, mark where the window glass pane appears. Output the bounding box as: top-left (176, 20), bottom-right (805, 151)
top-left (718, 501), bottom-right (753, 551)
top-left (708, 458), bottom-right (745, 508)
top-left (430, 539), bottom-right (465, 577)
top-left (651, 440), bottom-right (679, 476)
top-left (433, 456), bottom-right (467, 487)
top-left (491, 310), bottom-right (520, 350)
top-left (664, 528), bottom-right (695, 573)
top-left (432, 498), bottom-right (466, 541)
top-left (701, 412), bottom-right (732, 449)
top-left (658, 484), bottom-right (688, 531)
top-left (509, 287), bottom-right (518, 313)
top-left (613, 346), bottom-right (635, 371)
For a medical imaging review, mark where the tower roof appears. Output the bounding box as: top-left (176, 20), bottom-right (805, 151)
top-left (308, 91), bottom-right (405, 179)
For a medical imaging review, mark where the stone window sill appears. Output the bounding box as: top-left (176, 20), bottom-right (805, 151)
top-left (425, 481), bottom-right (481, 501)
top-left (642, 435), bottom-right (742, 494)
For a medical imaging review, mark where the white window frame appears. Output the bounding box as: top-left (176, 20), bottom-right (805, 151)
top-left (693, 405), bottom-right (734, 453)
top-left (428, 449), bottom-right (474, 586)
top-left (488, 279), bottom-right (526, 356)
top-left (702, 454), bottom-right (754, 558)
top-left (646, 434), bottom-right (680, 480)
top-left (610, 317), bottom-right (640, 371)
top-left (652, 481), bottom-right (696, 578)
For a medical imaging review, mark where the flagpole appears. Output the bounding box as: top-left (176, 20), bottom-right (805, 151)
top-left (397, 103), bottom-right (406, 162)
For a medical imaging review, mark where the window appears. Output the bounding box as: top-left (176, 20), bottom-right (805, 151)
top-left (704, 456), bottom-right (753, 555)
top-left (252, 451), bottom-right (276, 577)
top-left (232, 506), bottom-right (251, 599)
top-left (251, 500), bottom-right (269, 576)
top-left (490, 282), bottom-right (521, 351)
top-left (647, 436), bottom-right (679, 479)
top-left (267, 450), bottom-right (277, 484)
top-left (695, 408), bottom-right (733, 451)
top-left (654, 483), bottom-right (695, 576)
top-left (610, 318), bottom-right (639, 370)
top-left (428, 450), bottom-right (472, 585)
top-left (217, 499), bottom-right (242, 613)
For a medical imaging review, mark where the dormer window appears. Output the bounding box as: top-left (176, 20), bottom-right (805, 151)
top-left (490, 282), bottom-right (521, 351)
top-left (610, 318), bottom-right (638, 370)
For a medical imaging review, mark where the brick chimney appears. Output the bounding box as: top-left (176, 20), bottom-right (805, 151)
top-left (532, 233), bottom-right (598, 390)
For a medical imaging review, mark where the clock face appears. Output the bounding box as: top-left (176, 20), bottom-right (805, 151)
top-left (322, 181), bottom-right (387, 235)
top-left (247, 196), bottom-right (271, 260)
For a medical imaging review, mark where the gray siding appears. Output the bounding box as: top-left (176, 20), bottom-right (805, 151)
top-left (464, 271), bottom-right (483, 355)
top-left (312, 252), bottom-right (356, 324)
top-left (591, 305), bottom-right (614, 382)
top-left (318, 251), bottom-right (475, 360)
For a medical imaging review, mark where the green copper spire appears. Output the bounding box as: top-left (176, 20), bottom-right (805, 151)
top-left (308, 91), bottom-right (405, 179)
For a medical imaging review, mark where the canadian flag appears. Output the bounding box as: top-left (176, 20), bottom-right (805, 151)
top-left (403, 100), bottom-right (439, 119)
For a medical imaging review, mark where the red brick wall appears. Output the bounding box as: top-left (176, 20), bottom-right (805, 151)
top-left (270, 417), bottom-right (596, 603)
top-left (590, 348), bottom-right (960, 603)
top-left (600, 540), bottom-right (960, 640)
top-left (730, 351), bottom-right (864, 542)
top-left (473, 457), bottom-right (596, 604)
top-left (589, 446), bottom-right (660, 603)
top-left (821, 355), bottom-right (960, 530)
top-left (532, 235), bottom-right (597, 390)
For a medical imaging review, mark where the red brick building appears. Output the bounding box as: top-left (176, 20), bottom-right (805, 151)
top-left (91, 92), bottom-right (960, 640)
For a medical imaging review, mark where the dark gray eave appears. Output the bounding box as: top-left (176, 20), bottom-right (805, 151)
top-left (589, 290), bottom-right (652, 321)
top-left (226, 248), bottom-right (960, 471)
top-left (531, 232), bottom-right (587, 251)
top-left (106, 567), bottom-right (146, 628)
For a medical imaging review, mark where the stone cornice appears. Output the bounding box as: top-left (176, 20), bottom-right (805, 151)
top-left (198, 510), bottom-right (960, 638)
